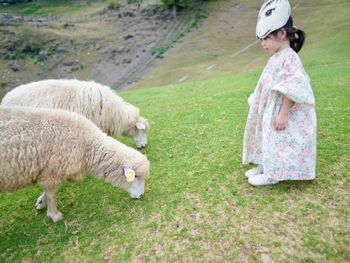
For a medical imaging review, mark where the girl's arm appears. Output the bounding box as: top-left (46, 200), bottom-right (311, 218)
top-left (275, 95), bottom-right (294, 130)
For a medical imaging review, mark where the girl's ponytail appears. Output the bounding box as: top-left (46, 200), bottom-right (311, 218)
top-left (285, 27), bottom-right (306, 53)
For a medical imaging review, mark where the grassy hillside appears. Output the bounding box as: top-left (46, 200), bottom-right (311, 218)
top-left (0, 0), bottom-right (162, 15)
top-left (0, 0), bottom-right (349, 262)
top-left (0, 0), bottom-right (197, 92)
top-left (135, 0), bottom-right (350, 88)
top-left (0, 0), bottom-right (104, 15)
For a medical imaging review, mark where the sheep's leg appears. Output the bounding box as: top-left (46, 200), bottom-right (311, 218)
top-left (45, 187), bottom-right (63, 223)
top-left (35, 192), bottom-right (47, 210)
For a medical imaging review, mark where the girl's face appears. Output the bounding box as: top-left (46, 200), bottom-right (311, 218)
top-left (260, 29), bottom-right (289, 53)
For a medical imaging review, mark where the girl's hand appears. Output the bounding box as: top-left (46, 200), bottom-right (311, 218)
top-left (275, 95), bottom-right (294, 131)
top-left (274, 113), bottom-right (288, 130)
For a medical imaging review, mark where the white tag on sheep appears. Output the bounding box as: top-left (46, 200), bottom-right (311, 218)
top-left (135, 122), bottom-right (146, 131)
top-left (124, 167), bottom-right (136, 183)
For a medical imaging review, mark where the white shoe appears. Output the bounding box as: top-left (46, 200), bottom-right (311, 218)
top-left (245, 165), bottom-right (263, 178)
top-left (248, 174), bottom-right (279, 186)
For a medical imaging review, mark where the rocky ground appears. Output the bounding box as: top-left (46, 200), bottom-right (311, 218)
top-left (0, 3), bottom-right (201, 97)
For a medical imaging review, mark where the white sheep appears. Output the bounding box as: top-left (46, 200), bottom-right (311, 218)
top-left (0, 106), bottom-right (150, 222)
top-left (1, 79), bottom-right (150, 148)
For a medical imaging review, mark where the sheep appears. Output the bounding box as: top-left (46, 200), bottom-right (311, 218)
top-left (0, 106), bottom-right (150, 222)
top-left (1, 79), bottom-right (150, 148)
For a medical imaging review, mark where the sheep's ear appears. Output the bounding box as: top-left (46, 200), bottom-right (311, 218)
top-left (124, 167), bottom-right (136, 183)
top-left (135, 122), bottom-right (146, 131)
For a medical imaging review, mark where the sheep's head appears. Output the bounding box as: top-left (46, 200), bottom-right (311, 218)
top-left (119, 159), bottom-right (150, 199)
top-left (125, 117), bottom-right (150, 148)
top-left (94, 137), bottom-right (150, 199)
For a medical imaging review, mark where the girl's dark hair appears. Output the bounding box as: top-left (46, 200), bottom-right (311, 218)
top-left (284, 26), bottom-right (306, 53)
top-left (271, 16), bottom-right (306, 53)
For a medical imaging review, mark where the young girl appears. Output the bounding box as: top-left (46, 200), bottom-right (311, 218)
top-left (242, 0), bottom-right (317, 186)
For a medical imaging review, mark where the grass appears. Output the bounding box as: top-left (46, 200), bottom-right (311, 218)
top-left (0, 0), bottom-right (350, 262)
top-left (135, 0), bottom-right (350, 89)
top-left (1, 49), bottom-right (349, 262)
top-left (0, 0), bottom-right (105, 15)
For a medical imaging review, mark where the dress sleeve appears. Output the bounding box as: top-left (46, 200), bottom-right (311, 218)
top-left (272, 52), bottom-right (315, 105)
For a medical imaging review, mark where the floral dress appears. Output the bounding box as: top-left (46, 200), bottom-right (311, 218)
top-left (242, 47), bottom-right (316, 181)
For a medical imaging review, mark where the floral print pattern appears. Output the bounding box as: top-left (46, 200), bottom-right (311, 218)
top-left (242, 48), bottom-right (316, 181)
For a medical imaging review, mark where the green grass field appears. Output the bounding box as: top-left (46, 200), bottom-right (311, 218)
top-left (0, 1), bottom-right (350, 262)
top-left (0, 0), bottom-right (103, 15)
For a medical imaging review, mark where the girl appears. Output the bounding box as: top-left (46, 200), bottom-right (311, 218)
top-left (242, 0), bottom-right (317, 186)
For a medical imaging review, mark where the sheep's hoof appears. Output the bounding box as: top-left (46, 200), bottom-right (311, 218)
top-left (35, 194), bottom-right (47, 210)
top-left (35, 200), bottom-right (46, 210)
top-left (47, 211), bottom-right (63, 223)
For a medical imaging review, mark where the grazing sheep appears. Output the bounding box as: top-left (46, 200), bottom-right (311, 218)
top-left (0, 106), bottom-right (150, 222)
top-left (1, 79), bottom-right (150, 148)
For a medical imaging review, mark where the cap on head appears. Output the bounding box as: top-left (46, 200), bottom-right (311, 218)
top-left (256, 0), bottom-right (292, 39)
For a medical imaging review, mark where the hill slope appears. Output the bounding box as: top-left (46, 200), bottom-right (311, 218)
top-left (0, 0), bottom-right (200, 94)
top-left (135, 0), bottom-right (350, 88)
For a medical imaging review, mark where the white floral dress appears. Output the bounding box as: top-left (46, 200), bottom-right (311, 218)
top-left (242, 47), bottom-right (316, 181)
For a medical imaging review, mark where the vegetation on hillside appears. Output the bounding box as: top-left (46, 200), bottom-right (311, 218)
top-left (0, 0), bottom-right (209, 93)
top-left (161, 0), bottom-right (208, 20)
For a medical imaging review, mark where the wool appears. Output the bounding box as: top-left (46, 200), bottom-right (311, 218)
top-left (0, 106), bottom-right (150, 222)
top-left (1, 79), bottom-right (150, 148)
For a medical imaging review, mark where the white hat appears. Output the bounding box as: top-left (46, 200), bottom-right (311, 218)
top-left (256, 0), bottom-right (292, 39)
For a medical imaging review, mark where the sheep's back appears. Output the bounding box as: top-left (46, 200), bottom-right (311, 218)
top-left (1, 79), bottom-right (139, 136)
top-left (0, 106), bottom-right (100, 192)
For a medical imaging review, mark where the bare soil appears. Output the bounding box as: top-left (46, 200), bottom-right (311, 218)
top-left (0, 3), bottom-right (196, 96)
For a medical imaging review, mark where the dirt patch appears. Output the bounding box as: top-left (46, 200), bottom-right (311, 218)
top-left (0, 3), bottom-right (196, 96)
